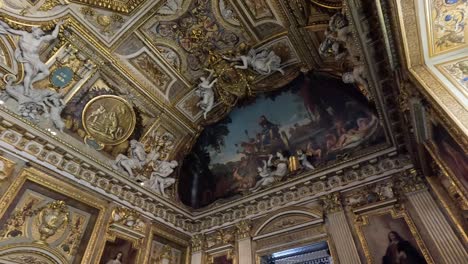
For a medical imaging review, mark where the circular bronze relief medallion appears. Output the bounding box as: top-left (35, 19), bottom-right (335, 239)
top-left (82, 95), bottom-right (136, 145)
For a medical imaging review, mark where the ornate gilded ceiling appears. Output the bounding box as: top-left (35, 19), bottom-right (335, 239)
top-left (0, 0), bottom-right (404, 219)
top-left (410, 0), bottom-right (467, 131)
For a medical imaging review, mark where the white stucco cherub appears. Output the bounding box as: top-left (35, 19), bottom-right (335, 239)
top-left (342, 64), bottom-right (369, 91)
top-left (195, 68), bottom-right (217, 119)
top-left (297, 149), bottom-right (315, 170)
top-left (268, 152), bottom-right (288, 178)
top-left (113, 140), bottom-right (147, 178)
top-left (43, 93), bottom-right (66, 132)
top-left (250, 160), bottom-right (275, 191)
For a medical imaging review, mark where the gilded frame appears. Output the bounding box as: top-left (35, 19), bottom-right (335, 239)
top-left (96, 231), bottom-right (145, 264)
top-left (206, 246), bottom-right (237, 264)
top-left (142, 224), bottom-right (190, 264)
top-left (424, 114), bottom-right (468, 199)
top-left (354, 208), bottom-right (434, 264)
top-left (0, 167), bottom-right (108, 263)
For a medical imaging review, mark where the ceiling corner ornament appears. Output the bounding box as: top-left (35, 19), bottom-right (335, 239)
top-left (109, 206), bottom-right (146, 237)
top-left (39, 0), bottom-right (69, 12)
top-left (36, 201), bottom-right (70, 244)
top-left (308, 0), bottom-right (343, 9)
top-left (70, 0), bottom-right (146, 14)
top-left (82, 95), bottom-right (136, 146)
top-left (319, 11), bottom-right (373, 100)
top-left (194, 46), bottom-right (290, 123)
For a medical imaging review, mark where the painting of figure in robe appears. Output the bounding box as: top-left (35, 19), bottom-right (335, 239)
top-left (213, 255), bottom-right (233, 264)
top-left (432, 123), bottom-right (468, 189)
top-left (359, 212), bottom-right (429, 264)
top-left (99, 238), bottom-right (138, 264)
top-left (179, 73), bottom-right (385, 208)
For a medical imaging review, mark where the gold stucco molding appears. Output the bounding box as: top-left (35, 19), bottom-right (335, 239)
top-left (392, 0), bottom-right (468, 137)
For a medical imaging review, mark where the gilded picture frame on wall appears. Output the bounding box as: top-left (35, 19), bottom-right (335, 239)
top-left (355, 208), bottom-right (433, 264)
top-left (206, 247), bottom-right (237, 264)
top-left (143, 224), bottom-right (191, 264)
top-left (97, 232), bottom-right (144, 264)
top-left (0, 167), bottom-right (107, 264)
top-left (424, 116), bottom-right (468, 200)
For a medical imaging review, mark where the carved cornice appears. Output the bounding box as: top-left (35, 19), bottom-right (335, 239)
top-left (0, 103), bottom-right (413, 234)
top-left (0, 108), bottom-right (194, 234)
top-left (70, 0), bottom-right (147, 14)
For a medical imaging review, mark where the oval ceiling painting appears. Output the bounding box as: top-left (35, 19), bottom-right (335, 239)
top-left (179, 73), bottom-right (386, 208)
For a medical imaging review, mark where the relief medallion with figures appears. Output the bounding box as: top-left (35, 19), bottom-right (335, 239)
top-left (82, 95), bottom-right (136, 145)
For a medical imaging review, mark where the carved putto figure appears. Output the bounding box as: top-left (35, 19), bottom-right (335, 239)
top-left (268, 152), bottom-right (288, 178)
top-left (342, 64), bottom-right (368, 94)
top-left (113, 137), bottom-right (179, 197)
top-left (251, 152), bottom-right (288, 191)
top-left (44, 93), bottom-right (66, 132)
top-left (319, 13), bottom-right (352, 60)
top-left (319, 12), bottom-right (371, 97)
top-left (250, 160), bottom-right (276, 191)
top-left (195, 69), bottom-right (217, 119)
top-left (223, 48), bottom-right (284, 75)
top-left (110, 207), bottom-right (145, 232)
top-left (113, 140), bottom-right (147, 178)
top-left (297, 149), bottom-right (315, 170)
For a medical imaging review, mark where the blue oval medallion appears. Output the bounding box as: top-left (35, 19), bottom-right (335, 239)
top-left (51, 67), bottom-right (74, 88)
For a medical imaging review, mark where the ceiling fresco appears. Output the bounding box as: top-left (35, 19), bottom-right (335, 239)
top-left (0, 0), bottom-right (397, 211)
top-left (179, 73), bottom-right (386, 208)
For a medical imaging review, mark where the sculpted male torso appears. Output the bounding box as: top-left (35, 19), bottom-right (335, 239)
top-left (0, 21), bottom-right (63, 95)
